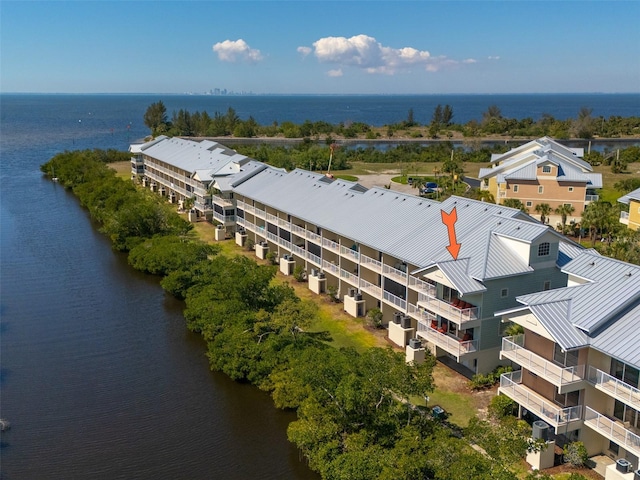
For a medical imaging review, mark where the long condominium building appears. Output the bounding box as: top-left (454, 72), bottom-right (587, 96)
top-left (130, 136), bottom-right (591, 376)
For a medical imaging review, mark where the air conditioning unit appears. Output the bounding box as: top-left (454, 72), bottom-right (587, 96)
top-left (400, 315), bottom-right (412, 329)
top-left (393, 312), bottom-right (403, 324)
top-left (633, 468), bottom-right (640, 480)
top-left (348, 288), bottom-right (356, 297)
top-left (216, 225), bottom-right (224, 230)
top-left (409, 338), bottom-right (422, 349)
top-left (310, 268), bottom-right (318, 277)
top-left (354, 293), bottom-right (363, 301)
top-left (317, 272), bottom-right (325, 279)
top-left (532, 421), bottom-right (549, 441)
top-left (616, 459), bottom-right (631, 473)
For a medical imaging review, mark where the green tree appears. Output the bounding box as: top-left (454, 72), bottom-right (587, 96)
top-left (503, 198), bottom-right (528, 212)
top-left (555, 204), bottom-right (575, 231)
top-left (563, 441), bottom-right (589, 467)
top-left (143, 101), bottom-right (168, 136)
top-left (534, 203), bottom-right (552, 224)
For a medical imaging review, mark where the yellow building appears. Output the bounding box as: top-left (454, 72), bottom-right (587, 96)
top-left (618, 188), bottom-right (640, 231)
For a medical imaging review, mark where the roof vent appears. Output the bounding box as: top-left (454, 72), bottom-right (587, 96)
top-left (589, 262), bottom-right (595, 266)
top-left (625, 272), bottom-right (632, 277)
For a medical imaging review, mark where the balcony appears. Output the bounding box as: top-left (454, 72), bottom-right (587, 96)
top-left (382, 291), bottom-right (407, 310)
top-left (585, 194), bottom-right (599, 203)
top-left (360, 279), bottom-right (381, 298)
top-left (408, 276), bottom-right (436, 296)
top-left (587, 366), bottom-right (640, 410)
top-left (212, 211), bottom-right (235, 224)
top-left (290, 224), bottom-right (306, 237)
top-left (340, 268), bottom-right (359, 286)
top-left (620, 211), bottom-right (630, 225)
top-left (291, 244), bottom-right (306, 258)
top-left (500, 336), bottom-right (585, 393)
top-left (416, 320), bottom-right (478, 358)
top-left (360, 254), bottom-right (382, 273)
top-left (322, 260), bottom-right (340, 276)
top-left (584, 407), bottom-right (640, 457)
top-left (266, 213), bottom-right (278, 224)
top-left (266, 231), bottom-right (279, 244)
top-left (383, 264), bottom-right (407, 284)
top-left (254, 208), bottom-right (265, 219)
top-left (407, 304), bottom-right (436, 323)
top-left (306, 251), bottom-right (321, 267)
top-left (278, 218), bottom-right (290, 229)
top-left (417, 293), bottom-right (479, 325)
top-left (340, 245), bottom-right (360, 262)
top-left (211, 194), bottom-right (234, 208)
top-left (306, 231), bottom-right (321, 244)
top-left (322, 238), bottom-right (340, 253)
top-left (499, 371), bottom-right (582, 432)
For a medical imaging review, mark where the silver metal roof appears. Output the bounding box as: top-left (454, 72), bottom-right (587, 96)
top-left (618, 187), bottom-right (640, 204)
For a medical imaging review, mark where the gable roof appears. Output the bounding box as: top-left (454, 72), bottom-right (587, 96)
top-left (618, 187), bottom-right (640, 205)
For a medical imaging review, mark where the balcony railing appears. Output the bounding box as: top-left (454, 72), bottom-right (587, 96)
top-left (383, 291), bottom-right (407, 310)
top-left (620, 211), bottom-right (630, 224)
top-left (307, 251), bottom-right (321, 266)
top-left (306, 231), bottom-right (321, 243)
top-left (416, 321), bottom-right (478, 358)
top-left (340, 245), bottom-right (360, 262)
top-left (501, 336), bottom-right (584, 390)
top-left (211, 194), bottom-right (234, 207)
top-left (360, 279), bottom-right (381, 298)
top-left (193, 201), bottom-right (213, 212)
top-left (340, 268), bottom-right (359, 286)
top-left (278, 218), bottom-right (290, 229)
top-left (584, 407), bottom-right (640, 457)
top-left (212, 211), bottom-right (235, 224)
top-left (407, 304), bottom-right (436, 323)
top-left (254, 208), bottom-right (265, 219)
top-left (266, 213), bottom-right (278, 224)
top-left (585, 194), bottom-right (599, 202)
top-left (417, 293), bottom-right (479, 324)
top-left (279, 238), bottom-right (292, 250)
top-left (383, 264), bottom-right (408, 283)
top-left (291, 244), bottom-right (306, 258)
top-left (499, 371), bottom-right (582, 429)
top-left (322, 260), bottom-right (340, 275)
top-left (360, 254), bottom-right (382, 273)
top-left (587, 366), bottom-right (640, 410)
top-left (322, 238), bottom-right (340, 253)
top-left (290, 224), bottom-right (306, 237)
top-left (266, 231), bottom-right (279, 244)
top-left (408, 276), bottom-right (436, 296)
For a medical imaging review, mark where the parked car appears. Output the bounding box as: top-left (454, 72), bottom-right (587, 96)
top-left (422, 182), bottom-right (440, 194)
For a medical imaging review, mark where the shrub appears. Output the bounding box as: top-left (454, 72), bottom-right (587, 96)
top-left (293, 265), bottom-right (306, 282)
top-left (366, 308), bottom-right (383, 329)
top-left (563, 441), bottom-right (589, 467)
top-left (266, 251), bottom-right (278, 265)
top-left (469, 365), bottom-right (513, 390)
top-left (488, 394), bottom-right (517, 419)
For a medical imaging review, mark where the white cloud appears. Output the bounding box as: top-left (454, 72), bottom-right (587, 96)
top-left (488, 56), bottom-right (501, 61)
top-left (327, 69), bottom-right (343, 77)
top-left (212, 39), bottom-right (263, 63)
top-left (463, 58), bottom-right (477, 64)
top-left (304, 34), bottom-right (460, 75)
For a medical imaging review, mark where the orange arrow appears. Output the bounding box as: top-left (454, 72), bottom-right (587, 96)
top-left (441, 207), bottom-right (461, 260)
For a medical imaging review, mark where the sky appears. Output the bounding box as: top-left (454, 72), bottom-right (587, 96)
top-left (1, 1), bottom-right (639, 95)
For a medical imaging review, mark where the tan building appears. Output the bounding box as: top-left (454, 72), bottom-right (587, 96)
top-left (479, 137), bottom-right (602, 223)
top-left (497, 252), bottom-right (640, 475)
top-left (618, 188), bottom-right (640, 231)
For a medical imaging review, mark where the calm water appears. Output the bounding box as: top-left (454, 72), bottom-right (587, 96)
top-left (0, 93), bottom-right (638, 479)
top-left (0, 96), bottom-right (318, 479)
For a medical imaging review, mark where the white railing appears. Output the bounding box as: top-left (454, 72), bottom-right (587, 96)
top-left (291, 244), bottom-right (306, 257)
top-left (501, 336), bottom-right (584, 388)
top-left (278, 218), bottom-right (290, 229)
top-left (499, 371), bottom-right (582, 427)
top-left (416, 321), bottom-right (478, 358)
top-left (243, 220), bottom-right (256, 232)
top-left (306, 231), bottom-right (321, 243)
top-left (266, 213), bottom-right (278, 224)
top-left (417, 293), bottom-right (479, 324)
top-left (587, 366), bottom-right (640, 410)
top-left (322, 238), bottom-right (340, 253)
top-left (498, 190), bottom-right (507, 198)
top-left (340, 268), bottom-right (359, 286)
top-left (254, 208), bottom-right (265, 219)
top-left (383, 291), bottom-right (407, 310)
top-left (408, 276), bottom-right (436, 296)
top-left (585, 194), bottom-right (599, 202)
top-left (620, 211), bottom-right (630, 224)
top-left (211, 194), bottom-right (234, 207)
top-left (360, 254), bottom-right (382, 273)
top-left (383, 264), bottom-right (408, 282)
top-left (279, 238), bottom-right (292, 250)
top-left (340, 245), bottom-right (360, 262)
top-left (307, 252), bottom-right (321, 266)
top-left (322, 260), bottom-right (340, 275)
top-left (267, 231), bottom-right (279, 243)
top-left (407, 304), bottom-right (436, 323)
top-left (244, 204), bottom-right (256, 215)
top-left (360, 279), bottom-right (381, 298)
top-left (290, 224), bottom-right (306, 237)
top-left (212, 211), bottom-right (234, 224)
top-left (193, 201), bottom-right (213, 212)
top-left (584, 407), bottom-right (640, 456)
top-left (236, 217), bottom-right (245, 226)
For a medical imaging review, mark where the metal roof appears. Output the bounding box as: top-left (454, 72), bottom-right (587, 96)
top-left (618, 187), bottom-right (640, 204)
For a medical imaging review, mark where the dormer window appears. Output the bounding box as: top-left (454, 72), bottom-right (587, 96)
top-left (542, 165), bottom-right (552, 173)
top-left (538, 242), bottom-right (550, 257)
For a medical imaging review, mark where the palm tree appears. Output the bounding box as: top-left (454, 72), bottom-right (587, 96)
top-left (534, 203), bottom-right (552, 224)
top-left (555, 204), bottom-right (575, 231)
top-left (503, 198), bottom-right (528, 212)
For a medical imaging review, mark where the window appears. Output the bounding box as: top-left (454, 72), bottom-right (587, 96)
top-left (526, 201), bottom-right (532, 207)
top-left (538, 186), bottom-right (544, 194)
top-left (500, 288), bottom-right (508, 298)
top-left (513, 185), bottom-right (519, 193)
top-left (542, 165), bottom-right (552, 173)
top-left (610, 359), bottom-right (640, 388)
top-left (538, 242), bottom-right (550, 256)
top-left (553, 343), bottom-right (579, 368)
top-left (568, 187), bottom-right (574, 192)
top-left (543, 281), bottom-right (551, 291)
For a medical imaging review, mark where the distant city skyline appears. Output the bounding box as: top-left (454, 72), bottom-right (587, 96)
top-left (1, 1), bottom-right (639, 95)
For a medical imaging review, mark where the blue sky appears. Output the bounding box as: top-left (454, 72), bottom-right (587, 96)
top-left (1, 1), bottom-right (639, 94)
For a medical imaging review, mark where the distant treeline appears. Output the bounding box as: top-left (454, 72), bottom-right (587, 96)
top-left (144, 100), bottom-right (640, 140)
top-left (41, 149), bottom-right (548, 479)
